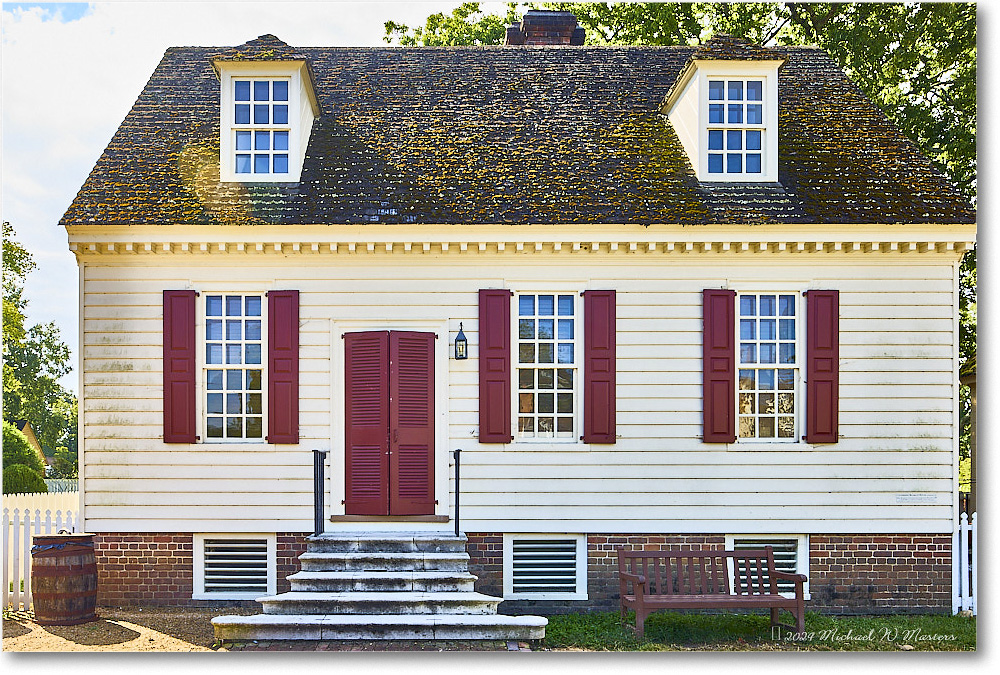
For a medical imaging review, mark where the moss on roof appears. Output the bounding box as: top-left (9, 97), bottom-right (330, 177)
top-left (60, 42), bottom-right (974, 227)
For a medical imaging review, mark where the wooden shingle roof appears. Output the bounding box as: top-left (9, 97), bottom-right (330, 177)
top-left (59, 37), bottom-right (974, 227)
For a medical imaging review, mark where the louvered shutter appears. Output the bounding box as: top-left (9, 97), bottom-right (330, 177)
top-left (805, 290), bottom-right (839, 443)
top-left (163, 290), bottom-right (197, 443)
top-left (266, 290), bottom-right (299, 443)
top-left (344, 331), bottom-right (390, 515)
top-left (479, 289), bottom-right (513, 443)
top-left (582, 290), bottom-right (616, 443)
top-left (390, 331), bottom-right (436, 515)
top-left (703, 289), bottom-right (737, 443)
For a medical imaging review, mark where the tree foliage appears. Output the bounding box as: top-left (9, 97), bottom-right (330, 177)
top-left (385, 2), bottom-right (523, 46)
top-left (2, 420), bottom-right (46, 476)
top-left (3, 464), bottom-right (48, 494)
top-left (2, 222), bottom-right (78, 464)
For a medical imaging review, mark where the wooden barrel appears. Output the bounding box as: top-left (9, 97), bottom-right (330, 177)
top-left (31, 533), bottom-right (98, 625)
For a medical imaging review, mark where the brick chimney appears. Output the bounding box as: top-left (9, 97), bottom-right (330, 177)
top-left (505, 10), bottom-right (585, 46)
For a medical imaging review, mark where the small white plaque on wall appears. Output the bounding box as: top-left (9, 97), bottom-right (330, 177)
top-left (895, 493), bottom-right (938, 504)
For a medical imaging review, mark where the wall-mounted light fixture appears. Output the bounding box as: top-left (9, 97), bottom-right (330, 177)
top-left (455, 322), bottom-right (468, 360)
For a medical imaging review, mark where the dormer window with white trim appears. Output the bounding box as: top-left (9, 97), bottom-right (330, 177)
top-left (216, 60), bottom-right (318, 183)
top-left (663, 51), bottom-right (784, 183)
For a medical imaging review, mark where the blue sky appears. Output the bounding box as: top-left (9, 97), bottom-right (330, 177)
top-left (2, 1), bottom-right (507, 394)
top-left (2, 2), bottom-right (92, 21)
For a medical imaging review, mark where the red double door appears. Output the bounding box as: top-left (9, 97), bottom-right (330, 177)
top-left (344, 331), bottom-right (435, 516)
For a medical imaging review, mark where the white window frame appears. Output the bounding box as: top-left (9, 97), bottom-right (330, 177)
top-left (725, 534), bottom-right (810, 600)
top-left (230, 76), bottom-right (293, 178)
top-left (503, 533), bottom-right (588, 600)
top-left (199, 292), bottom-right (268, 444)
top-left (219, 62), bottom-right (308, 182)
top-left (511, 291), bottom-right (581, 444)
top-left (705, 77), bottom-right (766, 178)
top-left (695, 62), bottom-right (780, 182)
top-left (735, 290), bottom-right (803, 443)
top-left (192, 533), bottom-right (276, 600)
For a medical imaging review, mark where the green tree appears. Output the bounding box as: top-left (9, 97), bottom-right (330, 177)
top-left (3, 464), bottom-right (48, 494)
top-left (2, 420), bottom-right (46, 476)
top-left (384, 1), bottom-right (524, 46)
top-left (2, 222), bottom-right (77, 456)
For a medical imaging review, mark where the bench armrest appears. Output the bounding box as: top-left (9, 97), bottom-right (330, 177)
top-left (619, 571), bottom-right (648, 598)
top-left (771, 570), bottom-right (808, 597)
top-left (619, 571), bottom-right (647, 586)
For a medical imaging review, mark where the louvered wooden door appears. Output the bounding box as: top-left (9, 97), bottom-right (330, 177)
top-left (344, 330), bottom-right (435, 516)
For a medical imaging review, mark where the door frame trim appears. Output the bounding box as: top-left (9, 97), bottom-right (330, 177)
top-left (331, 318), bottom-right (450, 519)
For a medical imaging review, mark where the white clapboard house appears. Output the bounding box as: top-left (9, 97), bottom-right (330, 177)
top-left (62, 11), bottom-right (974, 636)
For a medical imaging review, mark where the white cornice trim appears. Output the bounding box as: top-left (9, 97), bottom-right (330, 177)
top-left (66, 227), bottom-right (975, 259)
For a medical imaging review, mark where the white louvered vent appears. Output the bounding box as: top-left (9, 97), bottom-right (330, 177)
top-left (504, 534), bottom-right (587, 600)
top-left (731, 537), bottom-right (801, 594)
top-left (202, 538), bottom-right (269, 594)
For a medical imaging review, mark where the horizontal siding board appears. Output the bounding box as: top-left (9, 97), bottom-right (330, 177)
top-left (457, 505), bottom-right (953, 521)
top-left (456, 463), bottom-right (950, 480)
top-left (460, 518), bottom-right (953, 534)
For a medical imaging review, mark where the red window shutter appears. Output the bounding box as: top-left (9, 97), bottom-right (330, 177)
top-left (703, 289), bottom-right (736, 443)
top-left (582, 290), bottom-right (616, 443)
top-left (163, 290), bottom-right (197, 443)
top-left (267, 290), bottom-right (299, 444)
top-left (805, 290), bottom-right (839, 443)
top-left (479, 289), bottom-right (513, 443)
top-left (389, 331), bottom-right (436, 515)
top-left (344, 331), bottom-right (390, 515)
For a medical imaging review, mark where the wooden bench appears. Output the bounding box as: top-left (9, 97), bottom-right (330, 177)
top-left (617, 546), bottom-right (806, 638)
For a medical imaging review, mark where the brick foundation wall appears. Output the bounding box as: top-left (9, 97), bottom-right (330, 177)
top-left (809, 534), bottom-right (952, 614)
top-left (468, 532), bottom-right (953, 616)
top-left (93, 532), bottom-right (309, 607)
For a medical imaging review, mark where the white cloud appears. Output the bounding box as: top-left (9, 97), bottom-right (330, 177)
top-left (2, 0), bottom-right (487, 392)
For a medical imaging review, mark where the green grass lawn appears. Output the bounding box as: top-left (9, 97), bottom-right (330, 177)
top-left (543, 611), bottom-right (976, 651)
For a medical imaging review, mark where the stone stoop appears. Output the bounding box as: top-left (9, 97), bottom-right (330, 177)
top-left (212, 531), bottom-right (547, 642)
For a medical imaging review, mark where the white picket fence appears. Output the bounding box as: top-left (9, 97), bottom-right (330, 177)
top-left (44, 478), bottom-right (79, 493)
top-left (2, 503), bottom-right (79, 611)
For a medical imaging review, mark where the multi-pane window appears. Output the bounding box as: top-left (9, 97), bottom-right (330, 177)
top-left (738, 293), bottom-right (798, 440)
top-left (205, 295), bottom-right (264, 440)
top-left (233, 79), bottom-right (290, 175)
top-left (708, 79), bottom-right (764, 175)
top-left (517, 294), bottom-right (576, 439)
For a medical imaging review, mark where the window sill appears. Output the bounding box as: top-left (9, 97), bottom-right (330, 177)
top-left (499, 440), bottom-right (593, 452)
top-left (726, 441), bottom-right (815, 452)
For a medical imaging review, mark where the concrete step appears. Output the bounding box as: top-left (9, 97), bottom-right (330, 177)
top-left (258, 591), bottom-right (501, 616)
top-left (213, 613), bottom-right (547, 642)
top-left (307, 531), bottom-right (467, 554)
top-left (298, 551), bottom-right (470, 572)
top-left (288, 570), bottom-right (478, 593)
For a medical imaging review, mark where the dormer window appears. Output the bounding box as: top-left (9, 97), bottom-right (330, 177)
top-left (661, 42), bottom-right (785, 183)
top-left (707, 79), bottom-right (764, 175)
top-left (233, 78), bottom-right (291, 175)
top-left (215, 58), bottom-right (318, 183)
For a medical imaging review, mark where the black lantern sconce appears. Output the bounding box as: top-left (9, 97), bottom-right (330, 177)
top-left (455, 322), bottom-right (468, 360)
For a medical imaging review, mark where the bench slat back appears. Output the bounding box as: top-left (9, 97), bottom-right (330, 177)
top-left (617, 547), bottom-right (779, 597)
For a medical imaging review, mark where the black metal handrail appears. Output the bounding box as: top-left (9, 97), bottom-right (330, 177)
top-left (312, 449), bottom-right (329, 536)
top-left (453, 448), bottom-right (462, 537)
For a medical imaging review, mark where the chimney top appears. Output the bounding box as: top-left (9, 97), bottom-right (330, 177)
top-left (505, 10), bottom-right (585, 46)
